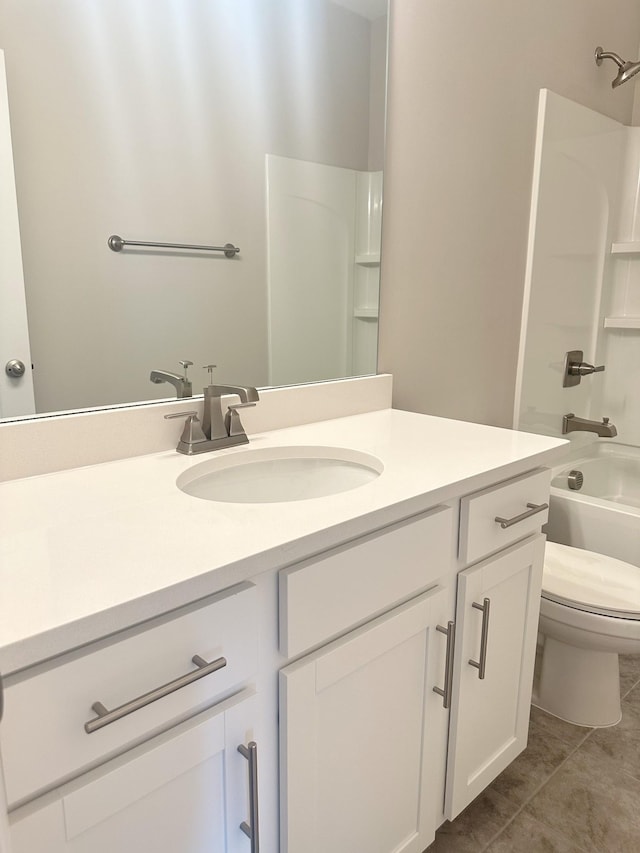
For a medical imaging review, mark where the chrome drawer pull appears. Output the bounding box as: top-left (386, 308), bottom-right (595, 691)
top-left (469, 598), bottom-right (491, 680)
top-left (494, 501), bottom-right (548, 529)
top-left (238, 741), bottom-right (260, 853)
top-left (84, 654), bottom-right (227, 733)
top-left (433, 621), bottom-right (455, 709)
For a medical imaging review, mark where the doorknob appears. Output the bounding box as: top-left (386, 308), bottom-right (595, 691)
top-left (5, 359), bottom-right (26, 378)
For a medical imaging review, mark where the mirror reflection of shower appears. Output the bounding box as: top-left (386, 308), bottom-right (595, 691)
top-left (595, 46), bottom-right (640, 88)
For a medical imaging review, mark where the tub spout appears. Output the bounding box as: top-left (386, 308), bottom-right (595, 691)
top-left (562, 413), bottom-right (617, 438)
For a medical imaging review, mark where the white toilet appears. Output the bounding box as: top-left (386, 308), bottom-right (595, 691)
top-left (535, 541), bottom-right (640, 727)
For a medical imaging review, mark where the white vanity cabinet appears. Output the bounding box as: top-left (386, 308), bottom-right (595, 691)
top-left (443, 468), bottom-right (550, 819)
top-left (279, 508), bottom-right (454, 853)
top-left (1, 457), bottom-right (554, 853)
top-left (280, 587), bottom-right (450, 853)
top-left (9, 689), bottom-right (259, 853)
top-left (444, 535), bottom-right (545, 817)
top-left (279, 468), bottom-right (551, 851)
top-left (4, 583), bottom-right (262, 853)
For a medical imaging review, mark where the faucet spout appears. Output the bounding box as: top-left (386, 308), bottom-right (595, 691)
top-left (202, 383), bottom-right (260, 443)
top-left (207, 384), bottom-right (260, 404)
top-left (562, 413), bottom-right (617, 438)
top-left (150, 370), bottom-right (192, 399)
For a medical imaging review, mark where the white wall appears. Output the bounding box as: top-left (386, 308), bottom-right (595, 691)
top-left (0, 0), bottom-right (379, 414)
top-left (368, 15), bottom-right (387, 172)
top-left (379, 0), bottom-right (640, 427)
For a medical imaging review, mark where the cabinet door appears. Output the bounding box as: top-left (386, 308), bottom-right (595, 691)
top-left (280, 586), bottom-right (449, 853)
top-left (9, 690), bottom-right (259, 853)
top-left (445, 535), bottom-right (545, 819)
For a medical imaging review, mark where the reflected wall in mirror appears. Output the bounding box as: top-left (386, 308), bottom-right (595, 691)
top-left (0, 0), bottom-right (387, 420)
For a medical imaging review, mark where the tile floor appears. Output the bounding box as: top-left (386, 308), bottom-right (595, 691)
top-left (426, 655), bottom-right (640, 853)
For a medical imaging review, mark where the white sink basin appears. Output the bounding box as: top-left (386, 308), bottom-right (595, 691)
top-left (176, 446), bottom-right (383, 503)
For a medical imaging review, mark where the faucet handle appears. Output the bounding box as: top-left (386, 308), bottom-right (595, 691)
top-left (178, 360), bottom-right (193, 377)
top-left (563, 350), bottom-right (605, 387)
top-left (225, 403), bottom-right (255, 438)
top-left (203, 364), bottom-right (217, 384)
top-left (164, 410), bottom-right (198, 419)
top-left (164, 410), bottom-right (207, 449)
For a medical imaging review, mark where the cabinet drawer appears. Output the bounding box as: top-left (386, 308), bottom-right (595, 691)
top-left (459, 469), bottom-right (550, 565)
top-left (279, 506), bottom-right (454, 658)
top-left (9, 689), bottom-right (259, 853)
top-left (1, 582), bottom-right (257, 808)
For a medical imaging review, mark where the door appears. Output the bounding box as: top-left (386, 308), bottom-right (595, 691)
top-left (445, 535), bottom-right (545, 819)
top-left (9, 690), bottom-right (259, 853)
top-left (0, 49), bottom-right (34, 418)
top-left (280, 586), bottom-right (449, 853)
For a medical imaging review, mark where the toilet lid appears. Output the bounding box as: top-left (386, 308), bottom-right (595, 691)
top-left (542, 541), bottom-right (640, 620)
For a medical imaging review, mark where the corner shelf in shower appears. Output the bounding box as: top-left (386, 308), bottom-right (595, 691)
top-left (610, 242), bottom-right (640, 255)
top-left (355, 253), bottom-right (380, 266)
top-left (353, 307), bottom-right (379, 319)
top-left (603, 316), bottom-right (640, 329)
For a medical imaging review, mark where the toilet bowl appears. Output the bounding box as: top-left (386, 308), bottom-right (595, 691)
top-left (535, 541), bottom-right (640, 727)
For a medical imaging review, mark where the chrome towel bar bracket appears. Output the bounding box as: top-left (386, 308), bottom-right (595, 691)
top-left (108, 235), bottom-right (240, 257)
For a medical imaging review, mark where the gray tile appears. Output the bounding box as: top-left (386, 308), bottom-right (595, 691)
top-left (524, 746), bottom-right (640, 852)
top-left (485, 811), bottom-right (588, 853)
top-left (619, 655), bottom-right (640, 698)
top-left (489, 723), bottom-right (574, 806)
top-left (579, 723), bottom-right (640, 783)
top-left (426, 788), bottom-right (518, 852)
top-left (619, 684), bottom-right (640, 729)
top-left (529, 705), bottom-right (592, 748)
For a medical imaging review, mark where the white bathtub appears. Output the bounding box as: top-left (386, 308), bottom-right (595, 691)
top-left (545, 443), bottom-right (640, 568)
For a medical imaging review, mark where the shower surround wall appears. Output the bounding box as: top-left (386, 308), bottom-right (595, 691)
top-left (265, 156), bottom-right (381, 386)
top-left (515, 89), bottom-right (640, 448)
top-left (603, 127), bottom-right (640, 447)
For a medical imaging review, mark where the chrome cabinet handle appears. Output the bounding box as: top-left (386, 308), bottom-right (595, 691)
top-left (494, 502), bottom-right (548, 529)
top-left (433, 621), bottom-right (455, 709)
top-left (468, 598), bottom-right (490, 679)
top-left (238, 741), bottom-right (260, 852)
top-left (84, 654), bottom-right (227, 733)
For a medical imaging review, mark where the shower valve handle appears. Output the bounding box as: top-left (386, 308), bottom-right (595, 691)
top-left (563, 350), bottom-right (605, 387)
top-left (568, 360), bottom-right (605, 377)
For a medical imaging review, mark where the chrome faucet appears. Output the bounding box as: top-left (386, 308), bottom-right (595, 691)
top-left (562, 413), bottom-right (617, 438)
top-left (150, 360), bottom-right (193, 398)
top-left (165, 368), bottom-right (260, 455)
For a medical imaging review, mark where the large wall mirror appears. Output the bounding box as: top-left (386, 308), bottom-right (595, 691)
top-left (0, 0), bottom-right (387, 421)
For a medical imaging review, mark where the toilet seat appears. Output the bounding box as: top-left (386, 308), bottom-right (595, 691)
top-left (542, 541), bottom-right (640, 621)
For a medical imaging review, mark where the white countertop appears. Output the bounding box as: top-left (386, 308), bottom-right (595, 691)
top-left (0, 409), bottom-right (566, 674)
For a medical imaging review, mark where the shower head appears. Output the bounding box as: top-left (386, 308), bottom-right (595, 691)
top-left (595, 46), bottom-right (640, 88)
